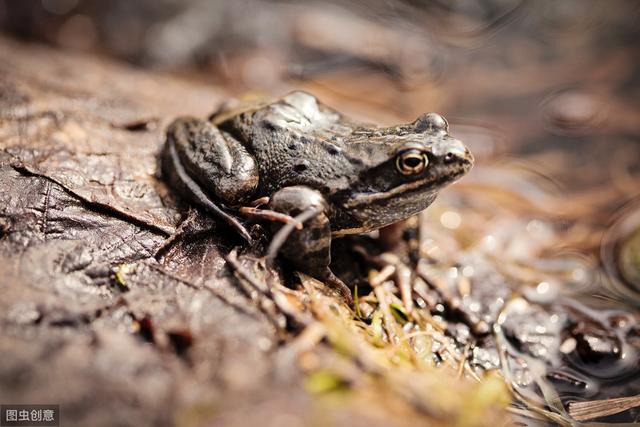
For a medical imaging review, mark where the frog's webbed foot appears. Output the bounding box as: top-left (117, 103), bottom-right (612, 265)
top-left (248, 196), bottom-right (270, 208)
top-left (314, 268), bottom-right (353, 306)
top-left (267, 186), bottom-right (353, 305)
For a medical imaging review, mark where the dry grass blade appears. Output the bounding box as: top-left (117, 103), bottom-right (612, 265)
top-left (568, 395), bottom-right (640, 422)
top-left (224, 250), bottom-right (270, 295)
top-left (297, 274), bottom-right (511, 425)
top-left (380, 253), bottom-right (414, 313)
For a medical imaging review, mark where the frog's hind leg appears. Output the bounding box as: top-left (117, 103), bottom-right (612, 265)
top-left (267, 186), bottom-right (353, 305)
top-left (162, 119), bottom-right (255, 242)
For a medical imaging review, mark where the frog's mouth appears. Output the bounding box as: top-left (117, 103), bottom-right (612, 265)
top-left (342, 164), bottom-right (469, 210)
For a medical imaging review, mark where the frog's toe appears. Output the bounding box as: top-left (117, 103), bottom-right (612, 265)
top-left (321, 269), bottom-right (354, 306)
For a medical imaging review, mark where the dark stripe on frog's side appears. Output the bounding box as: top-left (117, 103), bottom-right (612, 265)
top-left (342, 163), bottom-right (469, 209)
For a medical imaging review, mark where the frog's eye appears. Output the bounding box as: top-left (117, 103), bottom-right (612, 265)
top-left (396, 149), bottom-right (429, 175)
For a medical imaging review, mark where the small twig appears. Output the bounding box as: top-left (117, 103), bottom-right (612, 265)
top-left (154, 208), bottom-right (201, 259)
top-left (380, 253), bottom-right (414, 313)
top-left (457, 343), bottom-right (471, 379)
top-left (224, 250), bottom-right (270, 295)
top-left (274, 321), bottom-right (327, 381)
top-left (238, 206), bottom-right (303, 228)
top-left (369, 264), bottom-right (396, 287)
top-left (370, 274), bottom-right (402, 344)
top-left (283, 321), bottom-right (327, 355)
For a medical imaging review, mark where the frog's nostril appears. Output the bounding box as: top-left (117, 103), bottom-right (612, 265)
top-left (443, 148), bottom-right (473, 165)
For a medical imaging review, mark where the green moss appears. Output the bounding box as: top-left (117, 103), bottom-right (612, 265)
top-left (306, 371), bottom-right (348, 394)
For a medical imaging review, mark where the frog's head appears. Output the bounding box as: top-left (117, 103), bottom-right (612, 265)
top-left (334, 112), bottom-right (473, 234)
top-left (391, 112), bottom-right (473, 188)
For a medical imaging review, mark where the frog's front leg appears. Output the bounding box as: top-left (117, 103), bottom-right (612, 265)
top-left (267, 186), bottom-right (353, 305)
top-left (162, 117), bottom-right (259, 242)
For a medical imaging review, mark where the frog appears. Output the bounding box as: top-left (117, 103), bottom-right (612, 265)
top-left (161, 91), bottom-right (473, 304)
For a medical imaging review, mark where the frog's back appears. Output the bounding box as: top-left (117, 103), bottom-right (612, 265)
top-left (217, 91), bottom-right (370, 197)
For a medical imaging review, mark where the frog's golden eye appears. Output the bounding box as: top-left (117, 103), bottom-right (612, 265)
top-left (396, 149), bottom-right (429, 175)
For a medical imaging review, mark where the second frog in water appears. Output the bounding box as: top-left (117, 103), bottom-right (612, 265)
top-left (162, 91), bottom-right (473, 303)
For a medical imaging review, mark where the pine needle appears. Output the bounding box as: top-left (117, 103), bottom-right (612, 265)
top-left (569, 395), bottom-right (640, 422)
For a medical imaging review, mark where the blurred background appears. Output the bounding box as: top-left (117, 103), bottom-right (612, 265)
top-left (1, 0), bottom-right (638, 191)
top-left (1, 0), bottom-right (640, 424)
top-left (0, 4), bottom-right (636, 119)
top-left (2, 0), bottom-right (639, 284)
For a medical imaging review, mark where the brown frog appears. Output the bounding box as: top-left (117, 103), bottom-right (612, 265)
top-left (161, 91), bottom-right (473, 303)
